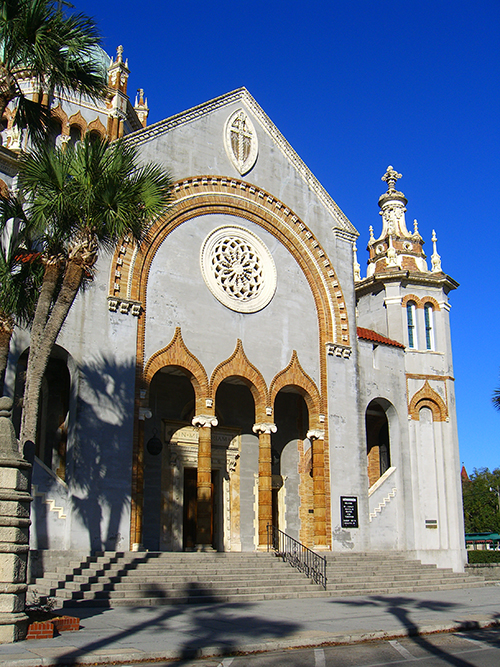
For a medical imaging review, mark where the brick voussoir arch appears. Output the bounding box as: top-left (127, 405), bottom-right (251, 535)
top-left (109, 175), bottom-right (350, 350)
top-left (402, 294), bottom-right (441, 312)
top-left (409, 380), bottom-right (448, 422)
top-left (269, 351), bottom-right (322, 425)
top-left (210, 339), bottom-right (268, 422)
top-left (143, 327), bottom-right (209, 414)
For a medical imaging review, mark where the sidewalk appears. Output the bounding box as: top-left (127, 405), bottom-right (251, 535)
top-left (0, 585), bottom-right (499, 666)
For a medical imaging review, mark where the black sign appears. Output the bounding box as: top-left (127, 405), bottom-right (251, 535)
top-left (341, 496), bottom-right (358, 528)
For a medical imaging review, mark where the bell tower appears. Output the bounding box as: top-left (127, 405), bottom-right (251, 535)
top-left (355, 167), bottom-right (465, 572)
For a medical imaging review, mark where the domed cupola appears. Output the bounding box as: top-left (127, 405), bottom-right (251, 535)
top-left (366, 166), bottom-right (427, 277)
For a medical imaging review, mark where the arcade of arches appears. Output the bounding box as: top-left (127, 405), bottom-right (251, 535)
top-left (137, 334), bottom-right (328, 552)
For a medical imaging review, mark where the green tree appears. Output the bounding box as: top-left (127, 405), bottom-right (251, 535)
top-left (462, 467), bottom-right (500, 534)
top-left (17, 136), bottom-right (172, 447)
top-left (0, 0), bottom-right (107, 137)
top-left (0, 194), bottom-right (43, 394)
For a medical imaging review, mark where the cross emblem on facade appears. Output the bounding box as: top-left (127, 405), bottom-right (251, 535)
top-left (230, 111), bottom-right (253, 165)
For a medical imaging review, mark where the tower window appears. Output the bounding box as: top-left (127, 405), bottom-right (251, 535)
top-left (424, 303), bottom-right (434, 350)
top-left (407, 301), bottom-right (417, 349)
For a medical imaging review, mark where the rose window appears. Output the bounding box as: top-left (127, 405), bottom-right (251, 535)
top-left (200, 226), bottom-right (277, 313)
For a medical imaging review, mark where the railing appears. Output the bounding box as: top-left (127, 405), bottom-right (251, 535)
top-left (267, 524), bottom-right (327, 589)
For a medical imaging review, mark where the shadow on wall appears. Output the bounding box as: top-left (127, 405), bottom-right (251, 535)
top-left (70, 353), bottom-right (137, 552)
top-left (12, 348), bottom-right (139, 554)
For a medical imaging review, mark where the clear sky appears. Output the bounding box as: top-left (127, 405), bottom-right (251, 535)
top-left (76, 0), bottom-right (500, 474)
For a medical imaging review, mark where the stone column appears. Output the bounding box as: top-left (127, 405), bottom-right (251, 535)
top-left (192, 414), bottom-right (218, 550)
top-left (253, 422), bottom-right (277, 549)
top-left (0, 398), bottom-right (32, 643)
top-left (307, 429), bottom-right (326, 548)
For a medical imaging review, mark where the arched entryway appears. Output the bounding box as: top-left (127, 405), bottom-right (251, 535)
top-left (272, 389), bottom-right (309, 542)
top-left (366, 399), bottom-right (392, 488)
top-left (14, 346), bottom-right (71, 480)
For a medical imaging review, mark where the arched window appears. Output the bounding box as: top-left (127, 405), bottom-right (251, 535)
top-left (424, 303), bottom-right (434, 350)
top-left (69, 124), bottom-right (82, 147)
top-left (88, 129), bottom-right (102, 144)
top-left (366, 400), bottom-right (391, 487)
top-left (406, 301), bottom-right (417, 349)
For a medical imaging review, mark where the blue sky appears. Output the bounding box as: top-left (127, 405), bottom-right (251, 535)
top-left (77, 0), bottom-right (500, 473)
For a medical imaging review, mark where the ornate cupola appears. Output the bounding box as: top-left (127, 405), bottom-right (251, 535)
top-left (106, 45), bottom-right (130, 139)
top-left (365, 166), bottom-right (428, 278)
top-left (134, 89), bottom-right (149, 128)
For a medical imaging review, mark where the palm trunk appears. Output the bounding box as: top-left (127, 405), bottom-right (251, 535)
top-left (29, 262), bottom-right (61, 360)
top-left (20, 260), bottom-right (84, 447)
top-left (0, 321), bottom-right (13, 396)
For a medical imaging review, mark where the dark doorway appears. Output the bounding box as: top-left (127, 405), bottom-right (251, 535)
top-left (183, 468), bottom-right (197, 550)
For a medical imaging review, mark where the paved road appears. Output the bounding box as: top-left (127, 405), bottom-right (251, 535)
top-left (122, 628), bottom-right (500, 666)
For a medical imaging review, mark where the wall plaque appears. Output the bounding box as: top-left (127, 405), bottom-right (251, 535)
top-left (341, 496), bottom-right (358, 528)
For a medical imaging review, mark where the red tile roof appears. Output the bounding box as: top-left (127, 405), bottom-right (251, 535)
top-left (357, 327), bottom-right (405, 349)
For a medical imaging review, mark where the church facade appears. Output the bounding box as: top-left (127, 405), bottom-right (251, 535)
top-left (1, 49), bottom-right (466, 571)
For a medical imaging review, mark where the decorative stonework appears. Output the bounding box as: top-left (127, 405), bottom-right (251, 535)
top-left (326, 343), bottom-right (352, 358)
top-left (200, 226), bottom-right (277, 313)
top-left (252, 423), bottom-right (277, 435)
top-left (224, 109), bottom-right (258, 175)
top-left (192, 415), bottom-right (219, 428)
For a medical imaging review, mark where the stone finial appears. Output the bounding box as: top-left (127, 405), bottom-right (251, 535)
top-left (368, 225), bottom-right (375, 244)
top-left (413, 219), bottom-right (419, 234)
top-left (116, 45), bottom-right (124, 64)
top-left (431, 229), bottom-right (442, 272)
top-left (381, 166), bottom-right (402, 192)
top-left (0, 397), bottom-right (20, 458)
top-left (353, 242), bottom-right (361, 282)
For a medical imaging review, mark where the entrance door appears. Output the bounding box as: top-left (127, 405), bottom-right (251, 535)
top-left (183, 468), bottom-right (197, 550)
top-left (182, 468), bottom-right (219, 550)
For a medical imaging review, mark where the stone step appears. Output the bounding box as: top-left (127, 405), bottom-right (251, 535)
top-left (30, 550), bottom-right (488, 609)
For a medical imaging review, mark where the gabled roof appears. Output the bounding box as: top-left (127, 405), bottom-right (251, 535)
top-left (357, 327), bottom-right (405, 349)
top-left (124, 87), bottom-right (357, 236)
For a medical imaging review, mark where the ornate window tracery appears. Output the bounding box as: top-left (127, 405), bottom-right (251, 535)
top-left (200, 225), bottom-right (277, 313)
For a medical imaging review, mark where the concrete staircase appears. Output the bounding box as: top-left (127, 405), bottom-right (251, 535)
top-left (29, 551), bottom-right (488, 608)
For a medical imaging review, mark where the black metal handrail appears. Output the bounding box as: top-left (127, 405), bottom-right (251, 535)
top-left (267, 524), bottom-right (327, 589)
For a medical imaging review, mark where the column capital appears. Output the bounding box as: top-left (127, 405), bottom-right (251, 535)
top-left (253, 422), bottom-right (277, 435)
top-left (192, 414), bottom-right (218, 428)
top-left (307, 429), bottom-right (325, 441)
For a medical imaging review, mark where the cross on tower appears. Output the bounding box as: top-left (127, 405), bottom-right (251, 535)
top-left (381, 166), bottom-right (402, 191)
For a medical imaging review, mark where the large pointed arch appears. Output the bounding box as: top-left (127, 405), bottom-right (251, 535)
top-left (144, 327), bottom-right (209, 414)
top-left (210, 339), bottom-right (267, 422)
top-left (269, 351), bottom-right (322, 426)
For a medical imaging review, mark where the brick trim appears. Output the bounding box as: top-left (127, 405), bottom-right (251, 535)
top-left (144, 327), bottom-right (209, 414)
top-left (210, 339), bottom-right (268, 422)
top-left (402, 294), bottom-right (441, 311)
top-left (269, 350), bottom-right (322, 423)
top-left (408, 380), bottom-right (448, 421)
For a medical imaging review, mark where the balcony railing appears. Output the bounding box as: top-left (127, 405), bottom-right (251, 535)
top-left (267, 524), bottom-right (327, 589)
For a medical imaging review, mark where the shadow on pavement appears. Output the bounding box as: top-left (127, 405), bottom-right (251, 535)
top-left (49, 582), bottom-right (300, 666)
top-left (335, 594), bottom-right (491, 667)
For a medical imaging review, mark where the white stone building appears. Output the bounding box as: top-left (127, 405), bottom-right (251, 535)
top-left (1, 49), bottom-right (466, 572)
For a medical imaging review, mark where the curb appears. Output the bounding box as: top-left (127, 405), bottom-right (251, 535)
top-left (1, 617), bottom-right (500, 667)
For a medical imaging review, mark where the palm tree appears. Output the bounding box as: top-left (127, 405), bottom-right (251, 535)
top-left (0, 193), bottom-right (43, 394)
top-left (0, 0), bottom-right (107, 137)
top-left (493, 386), bottom-right (500, 411)
top-left (17, 136), bottom-right (172, 447)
